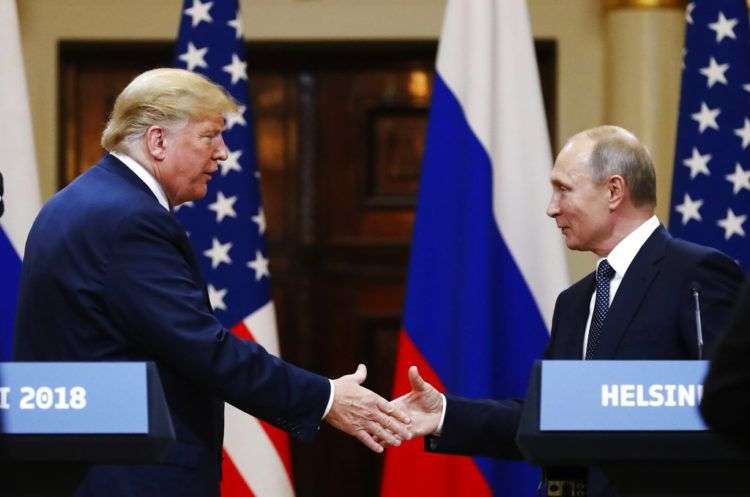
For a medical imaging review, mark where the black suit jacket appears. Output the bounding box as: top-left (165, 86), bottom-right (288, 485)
top-left (14, 155), bottom-right (330, 497)
top-left (701, 280), bottom-right (750, 448)
top-left (427, 226), bottom-right (743, 496)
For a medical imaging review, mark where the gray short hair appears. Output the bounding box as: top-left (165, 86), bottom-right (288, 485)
top-left (582, 125), bottom-right (657, 208)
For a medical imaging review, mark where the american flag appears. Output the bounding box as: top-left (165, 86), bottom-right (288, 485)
top-left (174, 1), bottom-right (295, 496)
top-left (670, 0), bottom-right (750, 270)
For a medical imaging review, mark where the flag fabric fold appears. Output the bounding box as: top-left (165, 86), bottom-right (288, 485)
top-left (670, 0), bottom-right (750, 269)
top-left (0, 0), bottom-right (42, 360)
top-left (381, 1), bottom-right (568, 496)
top-left (174, 1), bottom-right (294, 495)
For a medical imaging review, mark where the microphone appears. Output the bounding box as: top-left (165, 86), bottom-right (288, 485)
top-left (690, 282), bottom-right (704, 360)
top-left (0, 171), bottom-right (4, 219)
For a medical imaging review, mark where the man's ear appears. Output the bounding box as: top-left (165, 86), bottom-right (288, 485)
top-left (145, 125), bottom-right (167, 161)
top-left (608, 175), bottom-right (626, 211)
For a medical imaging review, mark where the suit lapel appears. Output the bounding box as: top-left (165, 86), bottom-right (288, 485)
top-left (102, 154), bottom-right (213, 310)
top-left (557, 275), bottom-right (595, 359)
top-left (173, 220), bottom-right (213, 310)
top-left (591, 226), bottom-right (668, 358)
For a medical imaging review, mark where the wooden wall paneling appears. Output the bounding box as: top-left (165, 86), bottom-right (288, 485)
top-left (58, 43), bottom-right (172, 185)
top-left (297, 72), bottom-right (318, 246)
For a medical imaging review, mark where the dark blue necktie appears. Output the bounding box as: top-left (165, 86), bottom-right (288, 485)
top-left (585, 259), bottom-right (616, 359)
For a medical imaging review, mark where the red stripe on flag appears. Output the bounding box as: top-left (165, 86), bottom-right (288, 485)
top-left (228, 320), bottom-right (294, 482)
top-left (221, 448), bottom-right (256, 497)
top-left (380, 330), bottom-right (492, 497)
top-left (230, 321), bottom-right (254, 341)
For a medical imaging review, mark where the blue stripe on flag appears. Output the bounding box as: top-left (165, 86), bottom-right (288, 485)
top-left (404, 74), bottom-right (548, 496)
top-left (0, 228), bottom-right (21, 360)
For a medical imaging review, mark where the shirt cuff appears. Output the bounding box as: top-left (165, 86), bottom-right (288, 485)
top-left (322, 379), bottom-right (335, 419)
top-left (434, 393), bottom-right (447, 435)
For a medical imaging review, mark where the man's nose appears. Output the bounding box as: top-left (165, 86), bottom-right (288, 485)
top-left (214, 136), bottom-right (229, 161)
top-left (546, 196), bottom-right (559, 218)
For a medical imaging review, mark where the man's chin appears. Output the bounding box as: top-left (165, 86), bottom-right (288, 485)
top-left (193, 185), bottom-right (209, 200)
top-left (563, 238), bottom-right (583, 251)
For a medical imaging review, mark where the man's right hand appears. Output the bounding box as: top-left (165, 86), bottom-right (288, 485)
top-left (325, 364), bottom-right (412, 453)
top-left (390, 365), bottom-right (444, 437)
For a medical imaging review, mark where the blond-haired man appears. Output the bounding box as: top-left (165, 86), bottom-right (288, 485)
top-left (15, 69), bottom-right (410, 497)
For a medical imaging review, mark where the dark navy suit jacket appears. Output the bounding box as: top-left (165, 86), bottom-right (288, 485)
top-left (701, 280), bottom-right (750, 448)
top-left (427, 226), bottom-right (743, 496)
top-left (14, 154), bottom-right (330, 497)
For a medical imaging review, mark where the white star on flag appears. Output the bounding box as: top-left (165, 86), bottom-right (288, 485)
top-left (208, 191), bottom-right (238, 222)
top-left (203, 237), bottom-right (233, 268)
top-left (717, 208), bottom-right (747, 239)
top-left (247, 250), bottom-right (270, 281)
top-left (219, 149), bottom-right (242, 176)
top-left (227, 11), bottom-right (243, 39)
top-left (699, 57), bottom-right (729, 87)
top-left (744, 83), bottom-right (750, 93)
top-left (178, 42), bottom-right (209, 72)
top-left (686, 2), bottom-right (695, 24)
top-left (184, 0), bottom-right (213, 27)
top-left (708, 11), bottom-right (738, 43)
top-left (734, 118), bottom-right (750, 149)
top-left (691, 102), bottom-right (720, 133)
top-left (252, 207), bottom-right (266, 234)
top-left (725, 163), bottom-right (750, 194)
top-left (207, 284), bottom-right (228, 311)
top-left (683, 147), bottom-right (712, 179)
top-left (674, 193), bottom-right (703, 225)
top-left (223, 53), bottom-right (247, 85)
top-left (225, 105), bottom-right (247, 130)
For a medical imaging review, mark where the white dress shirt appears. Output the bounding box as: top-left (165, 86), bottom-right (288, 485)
top-left (581, 215), bottom-right (660, 358)
top-left (110, 151), bottom-right (337, 417)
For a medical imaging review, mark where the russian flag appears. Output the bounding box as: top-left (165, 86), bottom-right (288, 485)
top-left (381, 1), bottom-right (569, 496)
top-left (0, 0), bottom-right (41, 360)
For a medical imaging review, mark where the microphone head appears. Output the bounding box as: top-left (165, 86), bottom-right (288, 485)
top-left (690, 281), bottom-right (702, 293)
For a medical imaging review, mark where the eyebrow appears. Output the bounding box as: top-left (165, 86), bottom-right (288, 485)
top-left (550, 175), bottom-right (570, 187)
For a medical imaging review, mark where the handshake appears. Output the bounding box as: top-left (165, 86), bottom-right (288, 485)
top-left (325, 364), bottom-right (444, 452)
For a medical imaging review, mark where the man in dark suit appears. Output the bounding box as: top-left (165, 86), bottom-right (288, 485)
top-left (392, 126), bottom-right (743, 496)
top-left (13, 68), bottom-right (411, 497)
top-left (701, 281), bottom-right (750, 448)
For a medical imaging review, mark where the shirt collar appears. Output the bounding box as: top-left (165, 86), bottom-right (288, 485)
top-left (597, 215), bottom-right (660, 276)
top-left (110, 151), bottom-right (170, 211)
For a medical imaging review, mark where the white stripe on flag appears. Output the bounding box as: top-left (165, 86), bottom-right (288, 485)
top-left (0, 0), bottom-right (41, 256)
top-left (242, 302), bottom-right (280, 355)
top-left (224, 403), bottom-right (295, 497)
top-left (436, 0), bottom-right (569, 330)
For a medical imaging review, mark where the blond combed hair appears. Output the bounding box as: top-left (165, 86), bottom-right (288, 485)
top-left (101, 68), bottom-right (238, 152)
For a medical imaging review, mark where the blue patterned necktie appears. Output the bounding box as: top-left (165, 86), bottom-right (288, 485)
top-left (585, 259), bottom-right (616, 359)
